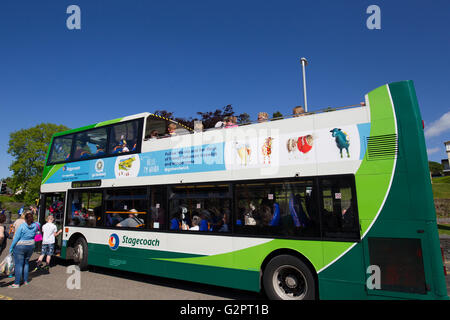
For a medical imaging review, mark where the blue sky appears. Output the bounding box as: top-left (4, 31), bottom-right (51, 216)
top-left (1, 0), bottom-right (449, 179)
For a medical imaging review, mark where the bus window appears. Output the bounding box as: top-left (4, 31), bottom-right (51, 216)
top-left (68, 191), bottom-right (103, 227)
top-left (48, 134), bottom-right (74, 164)
top-left (149, 187), bottom-right (166, 230)
top-left (109, 120), bottom-right (140, 155)
top-left (73, 127), bottom-right (108, 160)
top-left (320, 176), bottom-right (359, 239)
top-left (168, 184), bottom-right (231, 233)
top-left (234, 180), bottom-right (320, 238)
top-left (145, 117), bottom-right (167, 140)
top-left (104, 188), bottom-right (147, 228)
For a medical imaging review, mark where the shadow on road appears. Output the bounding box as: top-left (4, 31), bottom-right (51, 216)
top-left (82, 262), bottom-right (264, 300)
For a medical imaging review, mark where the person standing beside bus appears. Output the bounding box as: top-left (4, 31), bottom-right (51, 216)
top-left (10, 212), bottom-right (25, 239)
top-left (35, 215), bottom-right (62, 271)
top-left (0, 213), bottom-right (8, 256)
top-left (8, 211), bottom-right (39, 288)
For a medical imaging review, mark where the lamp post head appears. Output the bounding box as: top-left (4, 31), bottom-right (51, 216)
top-left (300, 57), bottom-right (308, 66)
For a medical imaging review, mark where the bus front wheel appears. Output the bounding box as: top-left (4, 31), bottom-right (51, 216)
top-left (73, 237), bottom-right (88, 271)
top-left (263, 255), bottom-right (316, 300)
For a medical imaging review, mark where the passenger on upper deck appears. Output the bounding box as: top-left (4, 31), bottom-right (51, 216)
top-left (150, 130), bottom-right (159, 139)
top-left (194, 121), bottom-right (203, 133)
top-left (225, 116), bottom-right (238, 128)
top-left (257, 112), bottom-right (269, 123)
top-left (167, 123), bottom-right (177, 136)
top-left (293, 106), bottom-right (305, 117)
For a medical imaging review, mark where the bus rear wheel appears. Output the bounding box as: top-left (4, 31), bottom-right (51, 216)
top-left (263, 255), bottom-right (316, 300)
top-left (73, 237), bottom-right (88, 271)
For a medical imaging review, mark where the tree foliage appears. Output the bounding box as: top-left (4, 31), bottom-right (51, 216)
top-left (272, 111), bottom-right (283, 120)
top-left (154, 105), bottom-right (252, 129)
top-left (8, 123), bottom-right (69, 203)
top-left (429, 161), bottom-right (443, 176)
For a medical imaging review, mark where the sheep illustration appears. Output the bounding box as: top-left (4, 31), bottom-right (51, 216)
top-left (330, 128), bottom-right (350, 158)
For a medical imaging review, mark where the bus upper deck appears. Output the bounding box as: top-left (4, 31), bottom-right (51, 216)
top-left (41, 101), bottom-right (371, 192)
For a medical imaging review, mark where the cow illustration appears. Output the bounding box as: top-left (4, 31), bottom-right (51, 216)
top-left (330, 128), bottom-right (350, 158)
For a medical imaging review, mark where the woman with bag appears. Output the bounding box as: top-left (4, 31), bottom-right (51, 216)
top-left (8, 211), bottom-right (38, 288)
top-left (34, 221), bottom-right (42, 254)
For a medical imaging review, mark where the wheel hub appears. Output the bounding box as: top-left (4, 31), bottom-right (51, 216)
top-left (273, 265), bottom-right (308, 300)
top-left (285, 275), bottom-right (298, 289)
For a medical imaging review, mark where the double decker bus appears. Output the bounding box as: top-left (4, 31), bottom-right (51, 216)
top-left (39, 80), bottom-right (448, 300)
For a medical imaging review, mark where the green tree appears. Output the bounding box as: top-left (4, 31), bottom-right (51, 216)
top-left (8, 123), bottom-right (69, 204)
top-left (272, 111), bottom-right (283, 120)
top-left (237, 112), bottom-right (251, 124)
top-left (429, 161), bottom-right (443, 176)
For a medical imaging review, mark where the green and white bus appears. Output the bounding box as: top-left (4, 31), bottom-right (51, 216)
top-left (39, 80), bottom-right (448, 300)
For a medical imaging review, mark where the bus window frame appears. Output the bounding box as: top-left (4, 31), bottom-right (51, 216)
top-left (104, 186), bottom-right (149, 229)
top-left (318, 175), bottom-right (361, 242)
top-left (46, 118), bottom-right (144, 166)
top-left (66, 188), bottom-right (105, 228)
top-left (61, 175), bottom-right (361, 243)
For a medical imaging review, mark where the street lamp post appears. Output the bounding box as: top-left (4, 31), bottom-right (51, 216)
top-left (300, 57), bottom-right (308, 112)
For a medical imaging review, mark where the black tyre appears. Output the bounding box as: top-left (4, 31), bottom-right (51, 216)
top-left (73, 237), bottom-right (89, 271)
top-left (263, 255), bottom-right (316, 300)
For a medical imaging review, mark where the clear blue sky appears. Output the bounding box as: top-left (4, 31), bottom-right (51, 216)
top-left (1, 0), bottom-right (449, 179)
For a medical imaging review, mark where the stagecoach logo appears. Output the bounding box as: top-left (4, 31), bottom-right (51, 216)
top-left (114, 154), bottom-right (140, 178)
top-left (108, 233), bottom-right (120, 251)
top-left (95, 159), bottom-right (104, 173)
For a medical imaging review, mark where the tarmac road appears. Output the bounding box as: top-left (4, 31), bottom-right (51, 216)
top-left (0, 242), bottom-right (261, 301)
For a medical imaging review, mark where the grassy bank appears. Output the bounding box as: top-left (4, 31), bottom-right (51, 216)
top-left (432, 176), bottom-right (450, 222)
top-left (438, 224), bottom-right (450, 236)
top-left (432, 176), bottom-right (450, 199)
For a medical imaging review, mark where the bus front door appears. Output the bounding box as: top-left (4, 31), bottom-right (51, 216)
top-left (41, 192), bottom-right (66, 256)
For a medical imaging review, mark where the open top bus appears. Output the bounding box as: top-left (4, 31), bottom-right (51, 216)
top-left (39, 80), bottom-right (448, 300)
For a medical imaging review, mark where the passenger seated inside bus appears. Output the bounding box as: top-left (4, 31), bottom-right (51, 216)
top-left (121, 141), bottom-right (130, 153)
top-left (150, 205), bottom-right (165, 229)
top-left (289, 194), bottom-right (310, 228)
top-left (74, 145), bottom-right (87, 160)
top-left (259, 198), bottom-right (281, 227)
top-left (106, 212), bottom-right (123, 227)
top-left (116, 209), bottom-right (144, 228)
top-left (212, 212), bottom-right (229, 232)
top-left (341, 204), bottom-right (355, 230)
top-left (112, 140), bottom-right (130, 154)
top-left (170, 207), bottom-right (182, 230)
top-left (95, 144), bottom-right (106, 156)
top-left (190, 215), bottom-right (200, 231)
top-left (199, 210), bottom-right (212, 231)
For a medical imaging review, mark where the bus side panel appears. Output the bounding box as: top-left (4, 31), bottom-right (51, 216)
top-left (318, 242), bottom-right (367, 299)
